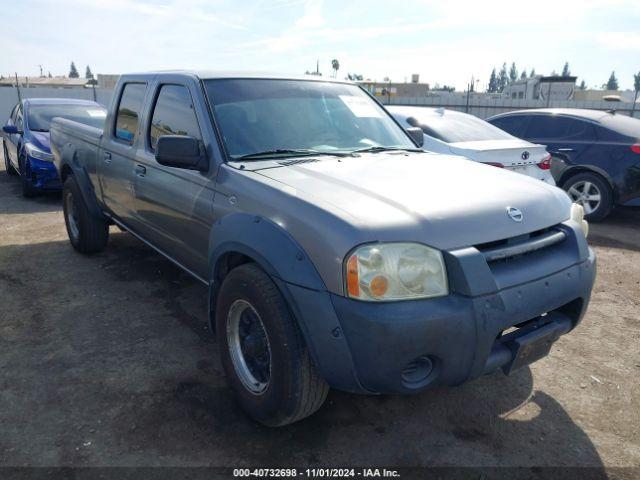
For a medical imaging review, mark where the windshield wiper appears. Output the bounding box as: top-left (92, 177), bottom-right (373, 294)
top-left (234, 148), bottom-right (349, 161)
top-left (350, 146), bottom-right (423, 154)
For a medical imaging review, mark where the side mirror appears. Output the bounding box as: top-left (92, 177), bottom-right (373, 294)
top-left (155, 135), bottom-right (208, 171)
top-left (3, 125), bottom-right (19, 135)
top-left (405, 127), bottom-right (424, 147)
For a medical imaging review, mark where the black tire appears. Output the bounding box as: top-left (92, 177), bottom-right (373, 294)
top-left (562, 172), bottom-right (613, 222)
top-left (62, 176), bottom-right (109, 254)
top-left (215, 263), bottom-right (329, 426)
top-left (19, 154), bottom-right (37, 197)
top-left (2, 141), bottom-right (16, 176)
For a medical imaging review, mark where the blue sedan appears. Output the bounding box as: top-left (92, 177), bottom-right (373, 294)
top-left (2, 98), bottom-right (106, 197)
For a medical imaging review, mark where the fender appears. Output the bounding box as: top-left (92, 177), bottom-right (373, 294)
top-left (207, 213), bottom-right (365, 392)
top-left (558, 164), bottom-right (616, 192)
top-left (59, 146), bottom-right (106, 221)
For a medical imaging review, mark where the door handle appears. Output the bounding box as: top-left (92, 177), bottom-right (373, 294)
top-left (556, 148), bottom-right (575, 153)
top-left (135, 164), bottom-right (146, 177)
top-left (104, 152), bottom-right (112, 164)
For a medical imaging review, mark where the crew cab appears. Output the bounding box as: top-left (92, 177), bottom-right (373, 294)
top-left (50, 72), bottom-right (596, 426)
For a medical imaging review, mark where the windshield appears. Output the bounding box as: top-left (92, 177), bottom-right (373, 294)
top-left (411, 110), bottom-right (515, 143)
top-left (27, 104), bottom-right (107, 132)
top-left (204, 79), bottom-right (415, 159)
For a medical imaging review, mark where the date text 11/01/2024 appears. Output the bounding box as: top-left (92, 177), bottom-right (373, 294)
top-left (233, 468), bottom-right (401, 477)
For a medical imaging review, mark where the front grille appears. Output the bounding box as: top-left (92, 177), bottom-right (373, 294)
top-left (476, 226), bottom-right (566, 263)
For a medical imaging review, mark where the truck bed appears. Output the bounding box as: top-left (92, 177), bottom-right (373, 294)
top-left (50, 117), bottom-right (104, 179)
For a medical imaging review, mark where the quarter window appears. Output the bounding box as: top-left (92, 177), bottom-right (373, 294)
top-left (114, 83), bottom-right (146, 144)
top-left (149, 84), bottom-right (201, 150)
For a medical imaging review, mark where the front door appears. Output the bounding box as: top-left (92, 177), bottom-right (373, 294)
top-left (132, 82), bottom-right (214, 280)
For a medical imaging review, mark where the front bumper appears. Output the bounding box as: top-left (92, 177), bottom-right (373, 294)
top-left (24, 156), bottom-right (61, 190)
top-left (284, 222), bottom-right (596, 394)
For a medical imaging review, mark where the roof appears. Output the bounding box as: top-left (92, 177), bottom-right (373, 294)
top-left (489, 108), bottom-right (612, 122)
top-left (122, 70), bottom-right (352, 83)
top-left (23, 98), bottom-right (101, 106)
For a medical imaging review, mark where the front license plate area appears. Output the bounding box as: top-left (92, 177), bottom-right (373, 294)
top-left (503, 322), bottom-right (562, 375)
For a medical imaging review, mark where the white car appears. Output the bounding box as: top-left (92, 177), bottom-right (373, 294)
top-left (389, 106), bottom-right (555, 185)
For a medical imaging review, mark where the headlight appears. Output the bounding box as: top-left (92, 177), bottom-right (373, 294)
top-left (24, 143), bottom-right (54, 162)
top-left (570, 203), bottom-right (589, 238)
top-left (345, 243), bottom-right (448, 301)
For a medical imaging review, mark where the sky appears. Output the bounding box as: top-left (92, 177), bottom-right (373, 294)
top-left (3, 0), bottom-right (640, 91)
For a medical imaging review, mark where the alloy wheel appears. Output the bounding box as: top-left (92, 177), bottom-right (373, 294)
top-left (567, 180), bottom-right (602, 215)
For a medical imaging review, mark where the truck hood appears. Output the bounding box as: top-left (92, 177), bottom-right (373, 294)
top-left (255, 151), bottom-right (571, 250)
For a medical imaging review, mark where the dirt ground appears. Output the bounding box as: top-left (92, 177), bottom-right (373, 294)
top-left (0, 150), bottom-right (639, 477)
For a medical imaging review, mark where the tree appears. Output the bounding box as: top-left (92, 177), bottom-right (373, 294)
top-left (498, 63), bottom-right (508, 92)
top-left (47, 71), bottom-right (52, 78)
top-left (606, 71), bottom-right (619, 90)
top-left (331, 59), bottom-right (340, 78)
top-left (509, 62), bottom-right (518, 83)
top-left (530, 68), bottom-right (536, 77)
top-left (69, 62), bottom-right (79, 78)
top-left (579, 79), bottom-right (586, 90)
top-left (487, 68), bottom-right (498, 93)
top-left (632, 71), bottom-right (640, 116)
top-left (85, 65), bottom-right (94, 79)
top-left (562, 62), bottom-right (571, 77)
top-left (520, 70), bottom-right (527, 80)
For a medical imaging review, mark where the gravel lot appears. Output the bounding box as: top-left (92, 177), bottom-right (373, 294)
top-left (0, 149), bottom-right (639, 476)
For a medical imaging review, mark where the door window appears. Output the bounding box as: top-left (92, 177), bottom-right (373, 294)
top-left (525, 115), bottom-right (594, 140)
top-left (114, 83), bottom-right (146, 144)
top-left (149, 84), bottom-right (201, 150)
top-left (490, 115), bottom-right (529, 138)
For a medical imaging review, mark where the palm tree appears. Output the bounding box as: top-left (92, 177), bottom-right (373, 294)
top-left (331, 59), bottom-right (340, 78)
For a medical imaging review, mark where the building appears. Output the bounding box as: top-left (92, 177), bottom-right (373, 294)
top-left (97, 74), bottom-right (120, 90)
top-left (359, 74), bottom-right (430, 99)
top-left (573, 89), bottom-right (638, 103)
top-left (0, 76), bottom-right (90, 88)
top-left (502, 75), bottom-right (577, 101)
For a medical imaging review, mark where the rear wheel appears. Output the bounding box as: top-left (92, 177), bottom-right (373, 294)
top-left (2, 141), bottom-right (16, 176)
top-left (563, 172), bottom-right (612, 222)
top-left (19, 154), bottom-right (37, 197)
top-left (63, 176), bottom-right (109, 253)
top-left (216, 263), bottom-right (329, 426)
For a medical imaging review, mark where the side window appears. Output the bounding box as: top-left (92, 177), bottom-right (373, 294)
top-left (525, 115), bottom-right (573, 139)
top-left (149, 84), bottom-right (201, 150)
top-left (10, 104), bottom-right (19, 123)
top-left (15, 107), bottom-right (24, 131)
top-left (114, 83), bottom-right (146, 144)
top-left (491, 115), bottom-right (528, 138)
top-left (565, 119), bottom-right (596, 141)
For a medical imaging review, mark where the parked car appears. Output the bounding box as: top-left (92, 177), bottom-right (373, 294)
top-left (2, 98), bottom-right (106, 197)
top-left (488, 108), bottom-right (640, 221)
top-left (389, 106), bottom-right (555, 184)
top-left (50, 72), bottom-right (595, 426)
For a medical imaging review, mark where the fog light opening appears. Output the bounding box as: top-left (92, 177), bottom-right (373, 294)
top-left (401, 356), bottom-right (437, 389)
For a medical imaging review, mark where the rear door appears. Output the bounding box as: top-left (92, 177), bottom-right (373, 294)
top-left (132, 79), bottom-right (215, 280)
top-left (523, 115), bottom-right (597, 164)
top-left (99, 82), bottom-right (148, 223)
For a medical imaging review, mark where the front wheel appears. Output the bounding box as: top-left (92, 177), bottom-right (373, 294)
top-left (563, 172), bottom-right (613, 222)
top-left (63, 176), bottom-right (109, 253)
top-left (215, 263), bottom-right (329, 426)
top-left (3, 142), bottom-right (16, 176)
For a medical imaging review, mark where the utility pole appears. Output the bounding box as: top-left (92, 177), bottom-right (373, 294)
top-left (14, 72), bottom-right (22, 103)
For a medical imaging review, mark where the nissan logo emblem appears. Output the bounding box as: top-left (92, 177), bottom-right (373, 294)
top-left (521, 151), bottom-right (530, 160)
top-left (506, 207), bottom-right (523, 222)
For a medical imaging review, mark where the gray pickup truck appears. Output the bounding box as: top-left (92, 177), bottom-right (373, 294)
top-left (50, 72), bottom-right (595, 426)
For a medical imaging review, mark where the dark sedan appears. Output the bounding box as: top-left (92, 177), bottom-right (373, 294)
top-left (488, 108), bottom-right (640, 221)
